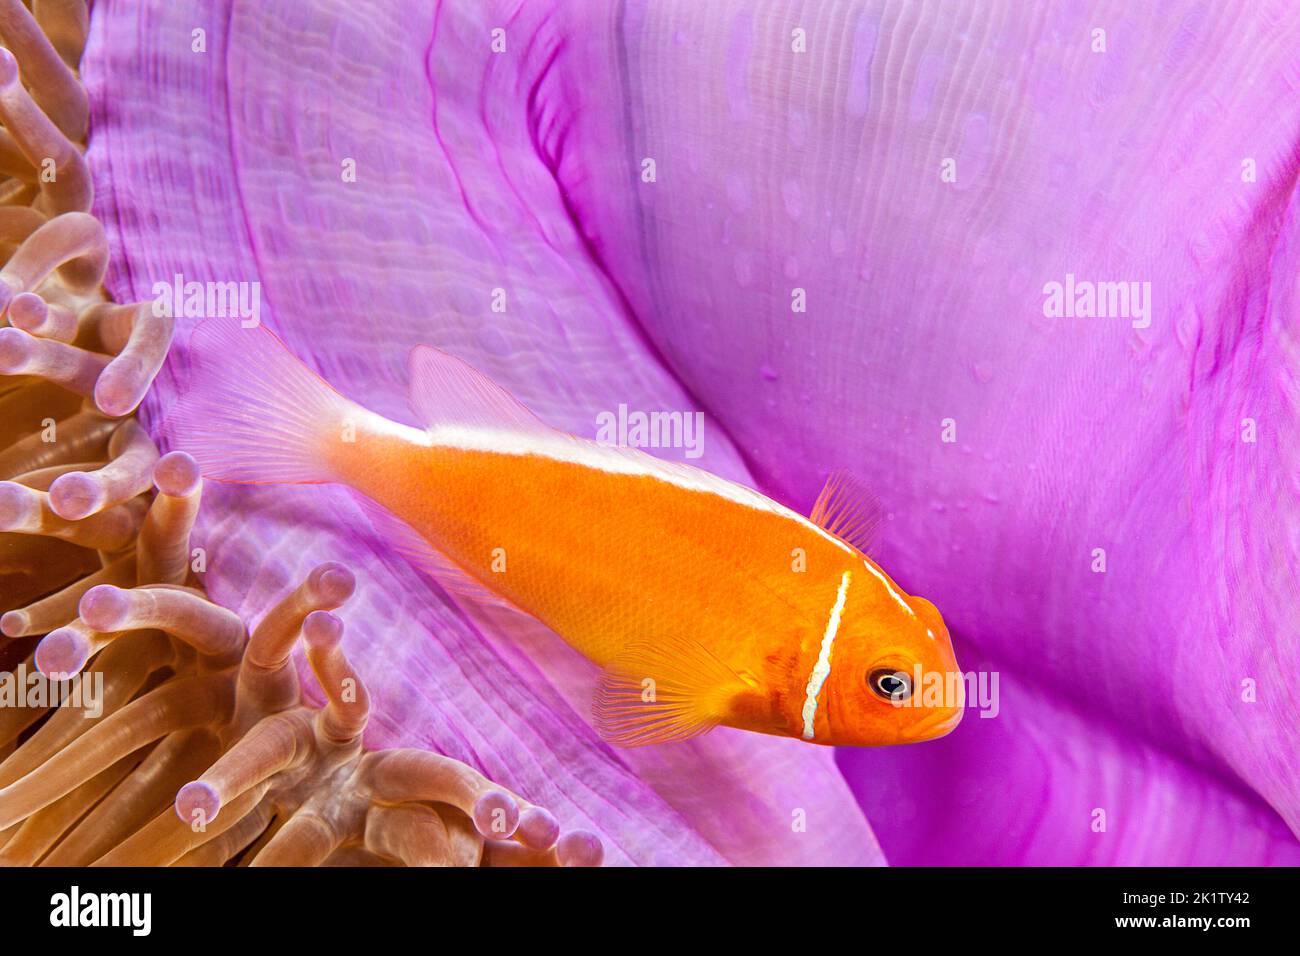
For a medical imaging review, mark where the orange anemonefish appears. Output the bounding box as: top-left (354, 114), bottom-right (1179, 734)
top-left (170, 319), bottom-right (963, 747)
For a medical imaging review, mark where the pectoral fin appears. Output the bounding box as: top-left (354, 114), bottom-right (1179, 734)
top-left (594, 635), bottom-right (750, 747)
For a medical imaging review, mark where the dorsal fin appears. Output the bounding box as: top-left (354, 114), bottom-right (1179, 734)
top-left (809, 470), bottom-right (883, 555)
top-left (408, 345), bottom-right (549, 433)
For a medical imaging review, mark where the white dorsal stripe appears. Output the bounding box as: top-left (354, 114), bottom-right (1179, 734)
top-left (858, 557), bottom-right (914, 616)
top-left (800, 570), bottom-right (852, 741)
top-left (427, 425), bottom-right (857, 555)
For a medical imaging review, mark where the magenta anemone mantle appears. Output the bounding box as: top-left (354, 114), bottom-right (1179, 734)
top-left (84, 0), bottom-right (1300, 864)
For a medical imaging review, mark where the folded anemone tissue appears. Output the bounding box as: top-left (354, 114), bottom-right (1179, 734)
top-left (0, 0), bottom-right (1296, 871)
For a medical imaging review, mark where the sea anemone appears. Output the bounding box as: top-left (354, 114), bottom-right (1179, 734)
top-left (0, 0), bottom-right (599, 868)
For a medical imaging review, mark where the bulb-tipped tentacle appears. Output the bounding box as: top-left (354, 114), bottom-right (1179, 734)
top-left (302, 610), bottom-right (370, 745)
top-left (83, 301), bottom-right (173, 417)
top-left (136, 451), bottom-right (201, 585)
top-left (174, 708), bottom-right (316, 829)
top-left (0, 671), bottom-right (233, 828)
top-left (0, 406), bottom-right (114, 477)
top-left (0, 551), bottom-right (131, 637)
top-left (47, 419), bottom-right (158, 520)
top-left (363, 802), bottom-right (456, 867)
top-left (0, 211), bottom-right (105, 298)
top-left (235, 561), bottom-right (355, 723)
top-left (93, 781), bottom-right (270, 867)
top-left (33, 617), bottom-right (122, 676)
top-left (8, 291), bottom-right (77, 342)
top-left (172, 797), bottom-right (274, 867)
top-left (43, 727), bottom-right (222, 866)
top-left (0, 0), bottom-right (88, 140)
top-left (0, 47), bottom-right (89, 214)
top-left (0, 751), bottom-right (138, 865)
top-left (79, 583), bottom-right (246, 666)
top-left (0, 328), bottom-right (107, 399)
top-left (247, 809), bottom-right (341, 867)
top-left (29, 0), bottom-right (89, 69)
top-left (360, 749), bottom-right (535, 841)
top-left (0, 630), bottom-right (172, 785)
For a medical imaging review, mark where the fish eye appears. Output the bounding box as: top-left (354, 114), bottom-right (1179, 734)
top-left (868, 668), bottom-right (912, 701)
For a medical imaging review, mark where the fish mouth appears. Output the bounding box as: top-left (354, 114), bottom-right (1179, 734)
top-left (901, 707), bottom-right (963, 742)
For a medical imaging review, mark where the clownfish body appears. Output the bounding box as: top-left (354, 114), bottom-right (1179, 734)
top-left (171, 319), bottom-right (963, 748)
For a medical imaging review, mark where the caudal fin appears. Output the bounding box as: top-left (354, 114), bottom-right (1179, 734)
top-left (165, 318), bottom-right (355, 484)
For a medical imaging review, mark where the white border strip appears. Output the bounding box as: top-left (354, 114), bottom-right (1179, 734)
top-left (800, 570), bottom-right (853, 740)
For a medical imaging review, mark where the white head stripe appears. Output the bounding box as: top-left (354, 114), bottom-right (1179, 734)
top-left (800, 570), bottom-right (853, 740)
